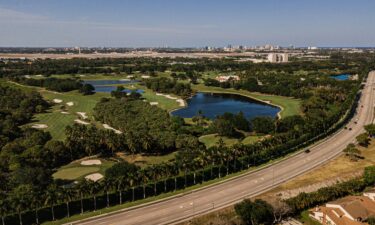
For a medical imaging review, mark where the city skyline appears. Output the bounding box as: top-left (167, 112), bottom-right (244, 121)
top-left (0, 0), bottom-right (375, 47)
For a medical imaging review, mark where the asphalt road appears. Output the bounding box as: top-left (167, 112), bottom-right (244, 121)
top-left (75, 71), bottom-right (375, 225)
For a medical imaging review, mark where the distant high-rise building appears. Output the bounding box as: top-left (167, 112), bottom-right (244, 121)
top-left (268, 53), bottom-right (288, 63)
top-left (267, 53), bottom-right (277, 63)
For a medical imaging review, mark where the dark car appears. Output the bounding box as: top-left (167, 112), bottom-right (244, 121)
top-left (304, 149), bottom-right (310, 153)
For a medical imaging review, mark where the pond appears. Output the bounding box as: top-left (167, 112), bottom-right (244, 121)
top-left (331, 74), bottom-right (350, 81)
top-left (83, 79), bottom-right (143, 93)
top-left (171, 92), bottom-right (280, 120)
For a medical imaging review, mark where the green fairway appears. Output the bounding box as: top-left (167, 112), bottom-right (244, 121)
top-left (138, 87), bottom-right (182, 111)
top-left (192, 84), bottom-right (302, 118)
top-left (241, 135), bottom-right (262, 145)
top-left (14, 78), bottom-right (182, 139)
top-left (53, 159), bottom-right (116, 181)
top-left (29, 90), bottom-right (109, 140)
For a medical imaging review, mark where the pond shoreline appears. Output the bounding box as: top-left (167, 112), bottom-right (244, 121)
top-left (171, 91), bottom-right (282, 120)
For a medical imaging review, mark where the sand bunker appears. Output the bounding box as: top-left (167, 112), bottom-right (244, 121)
top-left (141, 75), bottom-right (150, 79)
top-left (77, 112), bottom-right (88, 119)
top-left (31, 124), bottom-right (48, 129)
top-left (85, 173), bottom-right (103, 182)
top-left (176, 99), bottom-right (186, 107)
top-left (61, 111), bottom-right (70, 114)
top-left (150, 102), bottom-right (159, 105)
top-left (81, 159), bottom-right (102, 166)
top-left (24, 75), bottom-right (31, 79)
top-left (103, 124), bottom-right (122, 134)
top-left (53, 99), bottom-right (63, 103)
top-left (155, 93), bottom-right (185, 107)
top-left (74, 119), bottom-right (90, 125)
top-left (66, 102), bottom-right (74, 106)
top-left (155, 93), bottom-right (177, 100)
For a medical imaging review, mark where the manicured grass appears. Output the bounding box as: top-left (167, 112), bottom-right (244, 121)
top-left (192, 84), bottom-right (302, 118)
top-left (201, 71), bottom-right (221, 79)
top-left (199, 134), bottom-right (262, 148)
top-left (242, 135), bottom-right (262, 145)
top-left (29, 90), bottom-right (109, 140)
top-left (199, 134), bottom-right (239, 148)
top-left (53, 167), bottom-right (100, 180)
top-left (136, 86), bottom-right (182, 112)
top-left (53, 159), bottom-right (116, 180)
top-left (14, 78), bottom-right (182, 139)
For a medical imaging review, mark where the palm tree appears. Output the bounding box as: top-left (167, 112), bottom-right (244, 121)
top-left (76, 179), bottom-right (89, 214)
top-left (192, 158), bottom-right (201, 185)
top-left (127, 172), bottom-right (138, 202)
top-left (102, 178), bottom-right (114, 207)
top-left (115, 176), bottom-right (126, 204)
top-left (138, 169), bottom-right (149, 199)
top-left (87, 180), bottom-right (101, 211)
top-left (30, 189), bottom-right (43, 224)
top-left (44, 183), bottom-right (60, 221)
top-left (232, 142), bottom-right (243, 172)
top-left (148, 165), bottom-right (161, 195)
top-left (0, 192), bottom-right (9, 225)
top-left (160, 163), bottom-right (170, 193)
top-left (172, 163), bottom-right (179, 192)
top-left (61, 187), bottom-right (74, 218)
top-left (10, 185), bottom-right (33, 225)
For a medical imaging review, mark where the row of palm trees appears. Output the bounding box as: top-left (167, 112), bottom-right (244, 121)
top-left (1, 122), bottom-right (341, 225)
top-left (0, 141), bottom-right (257, 225)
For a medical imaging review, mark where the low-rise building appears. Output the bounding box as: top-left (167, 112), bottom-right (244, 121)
top-left (309, 190), bottom-right (375, 225)
top-left (215, 75), bottom-right (240, 83)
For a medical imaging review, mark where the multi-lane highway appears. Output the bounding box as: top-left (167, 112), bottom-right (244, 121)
top-left (74, 71), bottom-right (375, 225)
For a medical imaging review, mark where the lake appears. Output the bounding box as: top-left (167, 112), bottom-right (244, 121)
top-left (171, 92), bottom-right (280, 120)
top-left (83, 79), bottom-right (143, 93)
top-left (331, 74), bottom-right (350, 81)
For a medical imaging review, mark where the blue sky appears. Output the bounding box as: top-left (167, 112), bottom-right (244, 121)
top-left (0, 0), bottom-right (374, 47)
